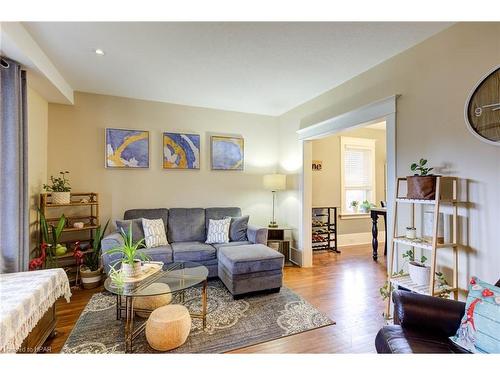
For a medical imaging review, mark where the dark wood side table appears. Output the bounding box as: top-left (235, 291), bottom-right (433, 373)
top-left (267, 227), bottom-right (294, 266)
top-left (370, 207), bottom-right (387, 261)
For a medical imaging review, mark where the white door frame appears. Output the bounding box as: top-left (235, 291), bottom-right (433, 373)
top-left (296, 95), bottom-right (398, 267)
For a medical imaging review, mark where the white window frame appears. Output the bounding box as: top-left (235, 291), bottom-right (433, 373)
top-left (340, 136), bottom-right (376, 217)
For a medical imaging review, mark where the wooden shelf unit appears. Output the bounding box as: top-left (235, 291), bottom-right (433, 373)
top-left (312, 206), bottom-right (339, 253)
top-left (39, 192), bottom-right (100, 283)
top-left (386, 177), bottom-right (461, 316)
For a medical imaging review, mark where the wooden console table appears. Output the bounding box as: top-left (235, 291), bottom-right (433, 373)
top-left (370, 207), bottom-right (387, 261)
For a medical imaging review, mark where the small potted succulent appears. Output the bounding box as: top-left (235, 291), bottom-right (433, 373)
top-left (359, 200), bottom-right (375, 213)
top-left (43, 171), bottom-right (71, 204)
top-left (407, 159), bottom-right (437, 200)
top-left (349, 200), bottom-right (359, 213)
top-left (80, 220), bottom-right (109, 289)
top-left (105, 225), bottom-right (148, 278)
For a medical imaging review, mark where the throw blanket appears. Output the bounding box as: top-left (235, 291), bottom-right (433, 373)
top-left (0, 268), bottom-right (71, 352)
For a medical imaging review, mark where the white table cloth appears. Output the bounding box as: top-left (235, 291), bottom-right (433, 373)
top-left (0, 268), bottom-right (71, 352)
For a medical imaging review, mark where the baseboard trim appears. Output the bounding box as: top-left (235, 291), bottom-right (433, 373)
top-left (338, 231), bottom-right (385, 247)
top-left (288, 231), bottom-right (385, 266)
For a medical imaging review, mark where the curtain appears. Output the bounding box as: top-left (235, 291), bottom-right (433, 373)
top-left (0, 57), bottom-right (29, 273)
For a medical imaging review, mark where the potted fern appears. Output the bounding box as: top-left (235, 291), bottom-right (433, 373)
top-left (105, 225), bottom-right (148, 278)
top-left (80, 220), bottom-right (109, 289)
top-left (407, 159), bottom-right (437, 200)
top-left (43, 171), bottom-right (71, 204)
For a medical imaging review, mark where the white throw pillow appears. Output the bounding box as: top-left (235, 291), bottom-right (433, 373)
top-left (205, 218), bottom-right (231, 244)
top-left (142, 218), bottom-right (168, 248)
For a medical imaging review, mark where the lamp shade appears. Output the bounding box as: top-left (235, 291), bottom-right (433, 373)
top-left (263, 174), bottom-right (286, 191)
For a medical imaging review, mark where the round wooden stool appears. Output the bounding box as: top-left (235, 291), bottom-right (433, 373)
top-left (134, 283), bottom-right (172, 318)
top-left (145, 304), bottom-right (191, 351)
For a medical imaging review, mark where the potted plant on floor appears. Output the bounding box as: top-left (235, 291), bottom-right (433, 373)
top-left (80, 220), bottom-right (109, 289)
top-left (105, 225), bottom-right (148, 278)
top-left (43, 171), bottom-right (71, 204)
top-left (407, 159), bottom-right (437, 200)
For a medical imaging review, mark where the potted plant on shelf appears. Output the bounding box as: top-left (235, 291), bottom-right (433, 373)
top-left (407, 159), bottom-right (437, 200)
top-left (349, 200), bottom-right (359, 213)
top-left (79, 220), bottom-right (110, 289)
top-left (403, 249), bottom-right (430, 286)
top-left (43, 171), bottom-right (71, 204)
top-left (105, 225), bottom-right (148, 278)
top-left (359, 200), bottom-right (375, 213)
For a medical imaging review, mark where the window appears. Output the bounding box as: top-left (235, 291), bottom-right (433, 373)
top-left (340, 137), bottom-right (376, 214)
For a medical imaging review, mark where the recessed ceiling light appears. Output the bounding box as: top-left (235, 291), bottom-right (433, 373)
top-left (94, 49), bottom-right (105, 56)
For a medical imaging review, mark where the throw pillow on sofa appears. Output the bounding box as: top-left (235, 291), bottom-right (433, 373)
top-left (116, 218), bottom-right (145, 243)
top-left (450, 276), bottom-right (500, 353)
top-left (142, 218), bottom-right (169, 248)
top-left (225, 215), bottom-right (249, 242)
top-left (205, 217), bottom-right (231, 244)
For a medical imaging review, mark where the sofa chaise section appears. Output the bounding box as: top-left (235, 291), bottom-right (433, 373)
top-left (217, 244), bottom-right (284, 297)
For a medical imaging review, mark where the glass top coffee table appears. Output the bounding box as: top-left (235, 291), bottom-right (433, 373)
top-left (104, 261), bottom-right (209, 353)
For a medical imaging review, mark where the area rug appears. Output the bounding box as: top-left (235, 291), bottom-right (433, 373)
top-left (61, 280), bottom-right (334, 353)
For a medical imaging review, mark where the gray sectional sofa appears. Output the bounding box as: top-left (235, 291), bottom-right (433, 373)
top-left (101, 207), bottom-right (284, 297)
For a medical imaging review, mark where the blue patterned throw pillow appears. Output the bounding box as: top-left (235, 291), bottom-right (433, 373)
top-left (450, 277), bottom-right (500, 353)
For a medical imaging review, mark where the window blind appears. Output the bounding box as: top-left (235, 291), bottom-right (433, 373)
top-left (344, 146), bottom-right (371, 188)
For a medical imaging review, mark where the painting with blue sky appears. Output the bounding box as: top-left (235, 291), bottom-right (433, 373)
top-left (105, 128), bottom-right (149, 168)
top-left (163, 132), bottom-right (200, 169)
top-left (211, 136), bottom-right (244, 170)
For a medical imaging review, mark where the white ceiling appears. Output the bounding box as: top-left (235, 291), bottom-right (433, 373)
top-left (23, 22), bottom-right (452, 115)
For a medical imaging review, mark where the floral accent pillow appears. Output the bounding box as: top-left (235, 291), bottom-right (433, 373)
top-left (450, 276), bottom-right (500, 353)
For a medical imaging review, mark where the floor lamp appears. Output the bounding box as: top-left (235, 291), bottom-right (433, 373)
top-left (263, 174), bottom-right (286, 228)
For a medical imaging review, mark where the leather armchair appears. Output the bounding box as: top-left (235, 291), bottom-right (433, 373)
top-left (375, 279), bottom-right (500, 353)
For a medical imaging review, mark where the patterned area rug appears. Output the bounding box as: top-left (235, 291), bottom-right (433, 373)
top-left (61, 280), bottom-right (334, 353)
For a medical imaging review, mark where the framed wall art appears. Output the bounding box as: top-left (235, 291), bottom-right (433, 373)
top-left (105, 128), bottom-right (150, 168)
top-left (163, 132), bottom-right (200, 169)
top-left (211, 135), bottom-right (244, 170)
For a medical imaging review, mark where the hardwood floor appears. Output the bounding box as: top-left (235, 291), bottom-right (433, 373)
top-left (44, 243), bottom-right (387, 353)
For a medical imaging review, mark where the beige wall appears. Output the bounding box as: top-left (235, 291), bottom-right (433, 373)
top-left (27, 86), bottom-right (48, 254)
top-left (312, 126), bottom-right (386, 235)
top-left (278, 22), bottom-right (500, 288)
top-left (47, 92), bottom-right (279, 229)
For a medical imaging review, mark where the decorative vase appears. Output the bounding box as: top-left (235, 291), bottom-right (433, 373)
top-left (80, 265), bottom-right (103, 289)
top-left (408, 261), bottom-right (431, 286)
top-left (55, 244), bottom-right (68, 256)
top-left (52, 191), bottom-right (71, 204)
top-left (121, 260), bottom-right (142, 278)
top-left (406, 176), bottom-right (437, 200)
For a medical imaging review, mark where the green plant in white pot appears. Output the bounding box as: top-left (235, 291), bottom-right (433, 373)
top-left (80, 220), bottom-right (109, 289)
top-left (105, 225), bottom-right (148, 278)
top-left (43, 171), bottom-right (71, 204)
top-left (349, 200), bottom-right (359, 213)
top-left (359, 200), bottom-right (375, 213)
top-left (403, 249), bottom-right (430, 286)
